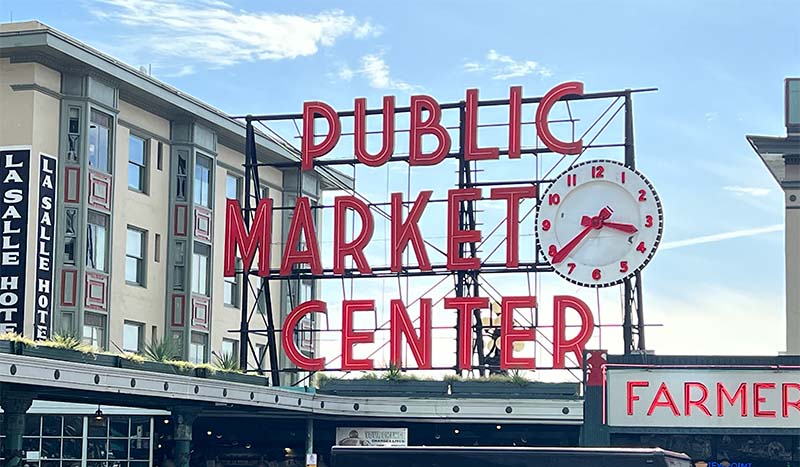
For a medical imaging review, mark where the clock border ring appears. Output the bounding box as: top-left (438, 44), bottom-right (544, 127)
top-left (535, 159), bottom-right (664, 288)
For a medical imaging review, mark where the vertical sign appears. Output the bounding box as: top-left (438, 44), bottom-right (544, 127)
top-left (0, 147), bottom-right (31, 334)
top-left (35, 153), bottom-right (57, 340)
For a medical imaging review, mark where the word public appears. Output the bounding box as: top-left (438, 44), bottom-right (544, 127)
top-left (300, 82), bottom-right (585, 171)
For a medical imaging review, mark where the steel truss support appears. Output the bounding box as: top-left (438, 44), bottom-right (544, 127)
top-left (622, 91), bottom-right (646, 354)
top-left (240, 117), bottom-right (281, 386)
top-left (454, 104), bottom-right (489, 376)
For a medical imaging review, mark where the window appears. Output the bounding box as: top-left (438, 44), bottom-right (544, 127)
top-left (193, 155), bottom-right (212, 208)
top-left (128, 134), bottom-right (148, 192)
top-left (86, 211), bottom-right (109, 272)
top-left (88, 110), bottom-right (112, 172)
top-left (83, 313), bottom-right (106, 349)
top-left (226, 173), bottom-right (241, 201)
top-left (123, 321), bottom-right (143, 353)
top-left (154, 233), bottom-right (161, 262)
top-left (60, 312), bottom-right (74, 335)
top-left (295, 314), bottom-right (314, 353)
top-left (189, 332), bottom-right (207, 364)
top-left (789, 79), bottom-right (800, 127)
top-left (224, 258), bottom-right (240, 307)
top-left (126, 227), bottom-right (146, 285)
top-left (299, 279), bottom-right (313, 302)
top-left (221, 339), bottom-right (238, 361)
top-left (255, 343), bottom-right (267, 370)
top-left (191, 242), bottom-right (211, 296)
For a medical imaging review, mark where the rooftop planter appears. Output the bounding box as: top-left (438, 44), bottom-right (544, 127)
top-left (196, 367), bottom-right (267, 385)
top-left (0, 339), bottom-right (21, 355)
top-left (318, 374), bottom-right (449, 398)
top-left (0, 332), bottom-right (118, 368)
top-left (117, 358), bottom-right (194, 376)
top-left (448, 380), bottom-right (579, 399)
top-left (20, 345), bottom-right (118, 368)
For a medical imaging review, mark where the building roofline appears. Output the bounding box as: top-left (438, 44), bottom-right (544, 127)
top-left (0, 20), bottom-right (353, 191)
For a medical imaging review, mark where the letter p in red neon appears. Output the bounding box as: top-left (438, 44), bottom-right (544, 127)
top-left (302, 101), bottom-right (341, 170)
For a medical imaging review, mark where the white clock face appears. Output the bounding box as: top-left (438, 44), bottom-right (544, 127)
top-left (536, 159), bottom-right (663, 287)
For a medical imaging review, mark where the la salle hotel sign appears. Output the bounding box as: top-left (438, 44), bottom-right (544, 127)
top-left (224, 83), bottom-right (661, 372)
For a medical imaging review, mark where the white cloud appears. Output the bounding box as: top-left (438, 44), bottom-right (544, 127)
top-left (338, 65), bottom-right (355, 81)
top-left (661, 224), bottom-right (783, 250)
top-left (464, 49), bottom-right (552, 80)
top-left (88, 0), bottom-right (380, 74)
top-left (335, 52), bottom-right (421, 92)
top-left (723, 185), bottom-right (771, 197)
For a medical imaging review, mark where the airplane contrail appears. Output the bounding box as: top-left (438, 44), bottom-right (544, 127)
top-left (661, 224), bottom-right (783, 250)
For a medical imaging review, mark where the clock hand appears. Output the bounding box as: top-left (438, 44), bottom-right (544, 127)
top-left (551, 225), bottom-right (592, 264)
top-left (603, 221), bottom-right (638, 234)
top-left (552, 207), bottom-right (612, 264)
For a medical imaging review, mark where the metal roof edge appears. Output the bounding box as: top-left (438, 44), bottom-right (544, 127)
top-left (0, 22), bottom-right (353, 191)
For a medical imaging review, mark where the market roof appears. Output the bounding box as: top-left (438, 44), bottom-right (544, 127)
top-left (746, 134), bottom-right (800, 186)
top-left (0, 20), bottom-right (353, 191)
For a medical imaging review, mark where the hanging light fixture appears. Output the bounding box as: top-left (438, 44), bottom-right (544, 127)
top-left (94, 405), bottom-right (103, 420)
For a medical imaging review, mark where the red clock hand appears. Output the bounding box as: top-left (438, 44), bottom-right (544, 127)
top-left (552, 207), bottom-right (613, 264)
top-left (603, 221), bottom-right (638, 234)
top-left (551, 225), bottom-right (592, 264)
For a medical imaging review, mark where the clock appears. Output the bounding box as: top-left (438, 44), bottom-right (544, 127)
top-left (535, 159), bottom-right (663, 287)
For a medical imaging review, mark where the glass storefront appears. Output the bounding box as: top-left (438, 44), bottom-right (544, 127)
top-left (1, 414), bottom-right (154, 467)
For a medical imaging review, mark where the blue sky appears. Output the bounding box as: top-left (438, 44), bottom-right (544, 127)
top-left (4, 0), bottom-right (799, 366)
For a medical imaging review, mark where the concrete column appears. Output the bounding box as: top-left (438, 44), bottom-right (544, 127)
top-left (785, 186), bottom-right (800, 353)
top-left (172, 408), bottom-right (198, 467)
top-left (1, 389), bottom-right (33, 467)
top-left (305, 418), bottom-right (314, 466)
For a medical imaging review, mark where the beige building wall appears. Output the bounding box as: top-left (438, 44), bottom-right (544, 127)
top-left (0, 58), bottom-right (61, 336)
top-left (1, 32), bottom-right (330, 375)
top-left (107, 100), bottom-right (171, 352)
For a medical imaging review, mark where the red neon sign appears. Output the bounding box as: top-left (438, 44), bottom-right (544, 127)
top-left (300, 81), bottom-right (585, 170)
top-left (227, 83), bottom-right (595, 372)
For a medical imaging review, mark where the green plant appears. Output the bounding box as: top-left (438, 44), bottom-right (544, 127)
top-left (212, 351), bottom-right (240, 372)
top-left (509, 370), bottom-right (529, 387)
top-left (143, 336), bottom-right (179, 362)
top-left (167, 360), bottom-right (198, 372)
top-left (384, 364), bottom-right (404, 381)
top-left (0, 333), bottom-right (36, 346)
top-left (41, 331), bottom-right (91, 352)
top-left (119, 352), bottom-right (146, 363)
